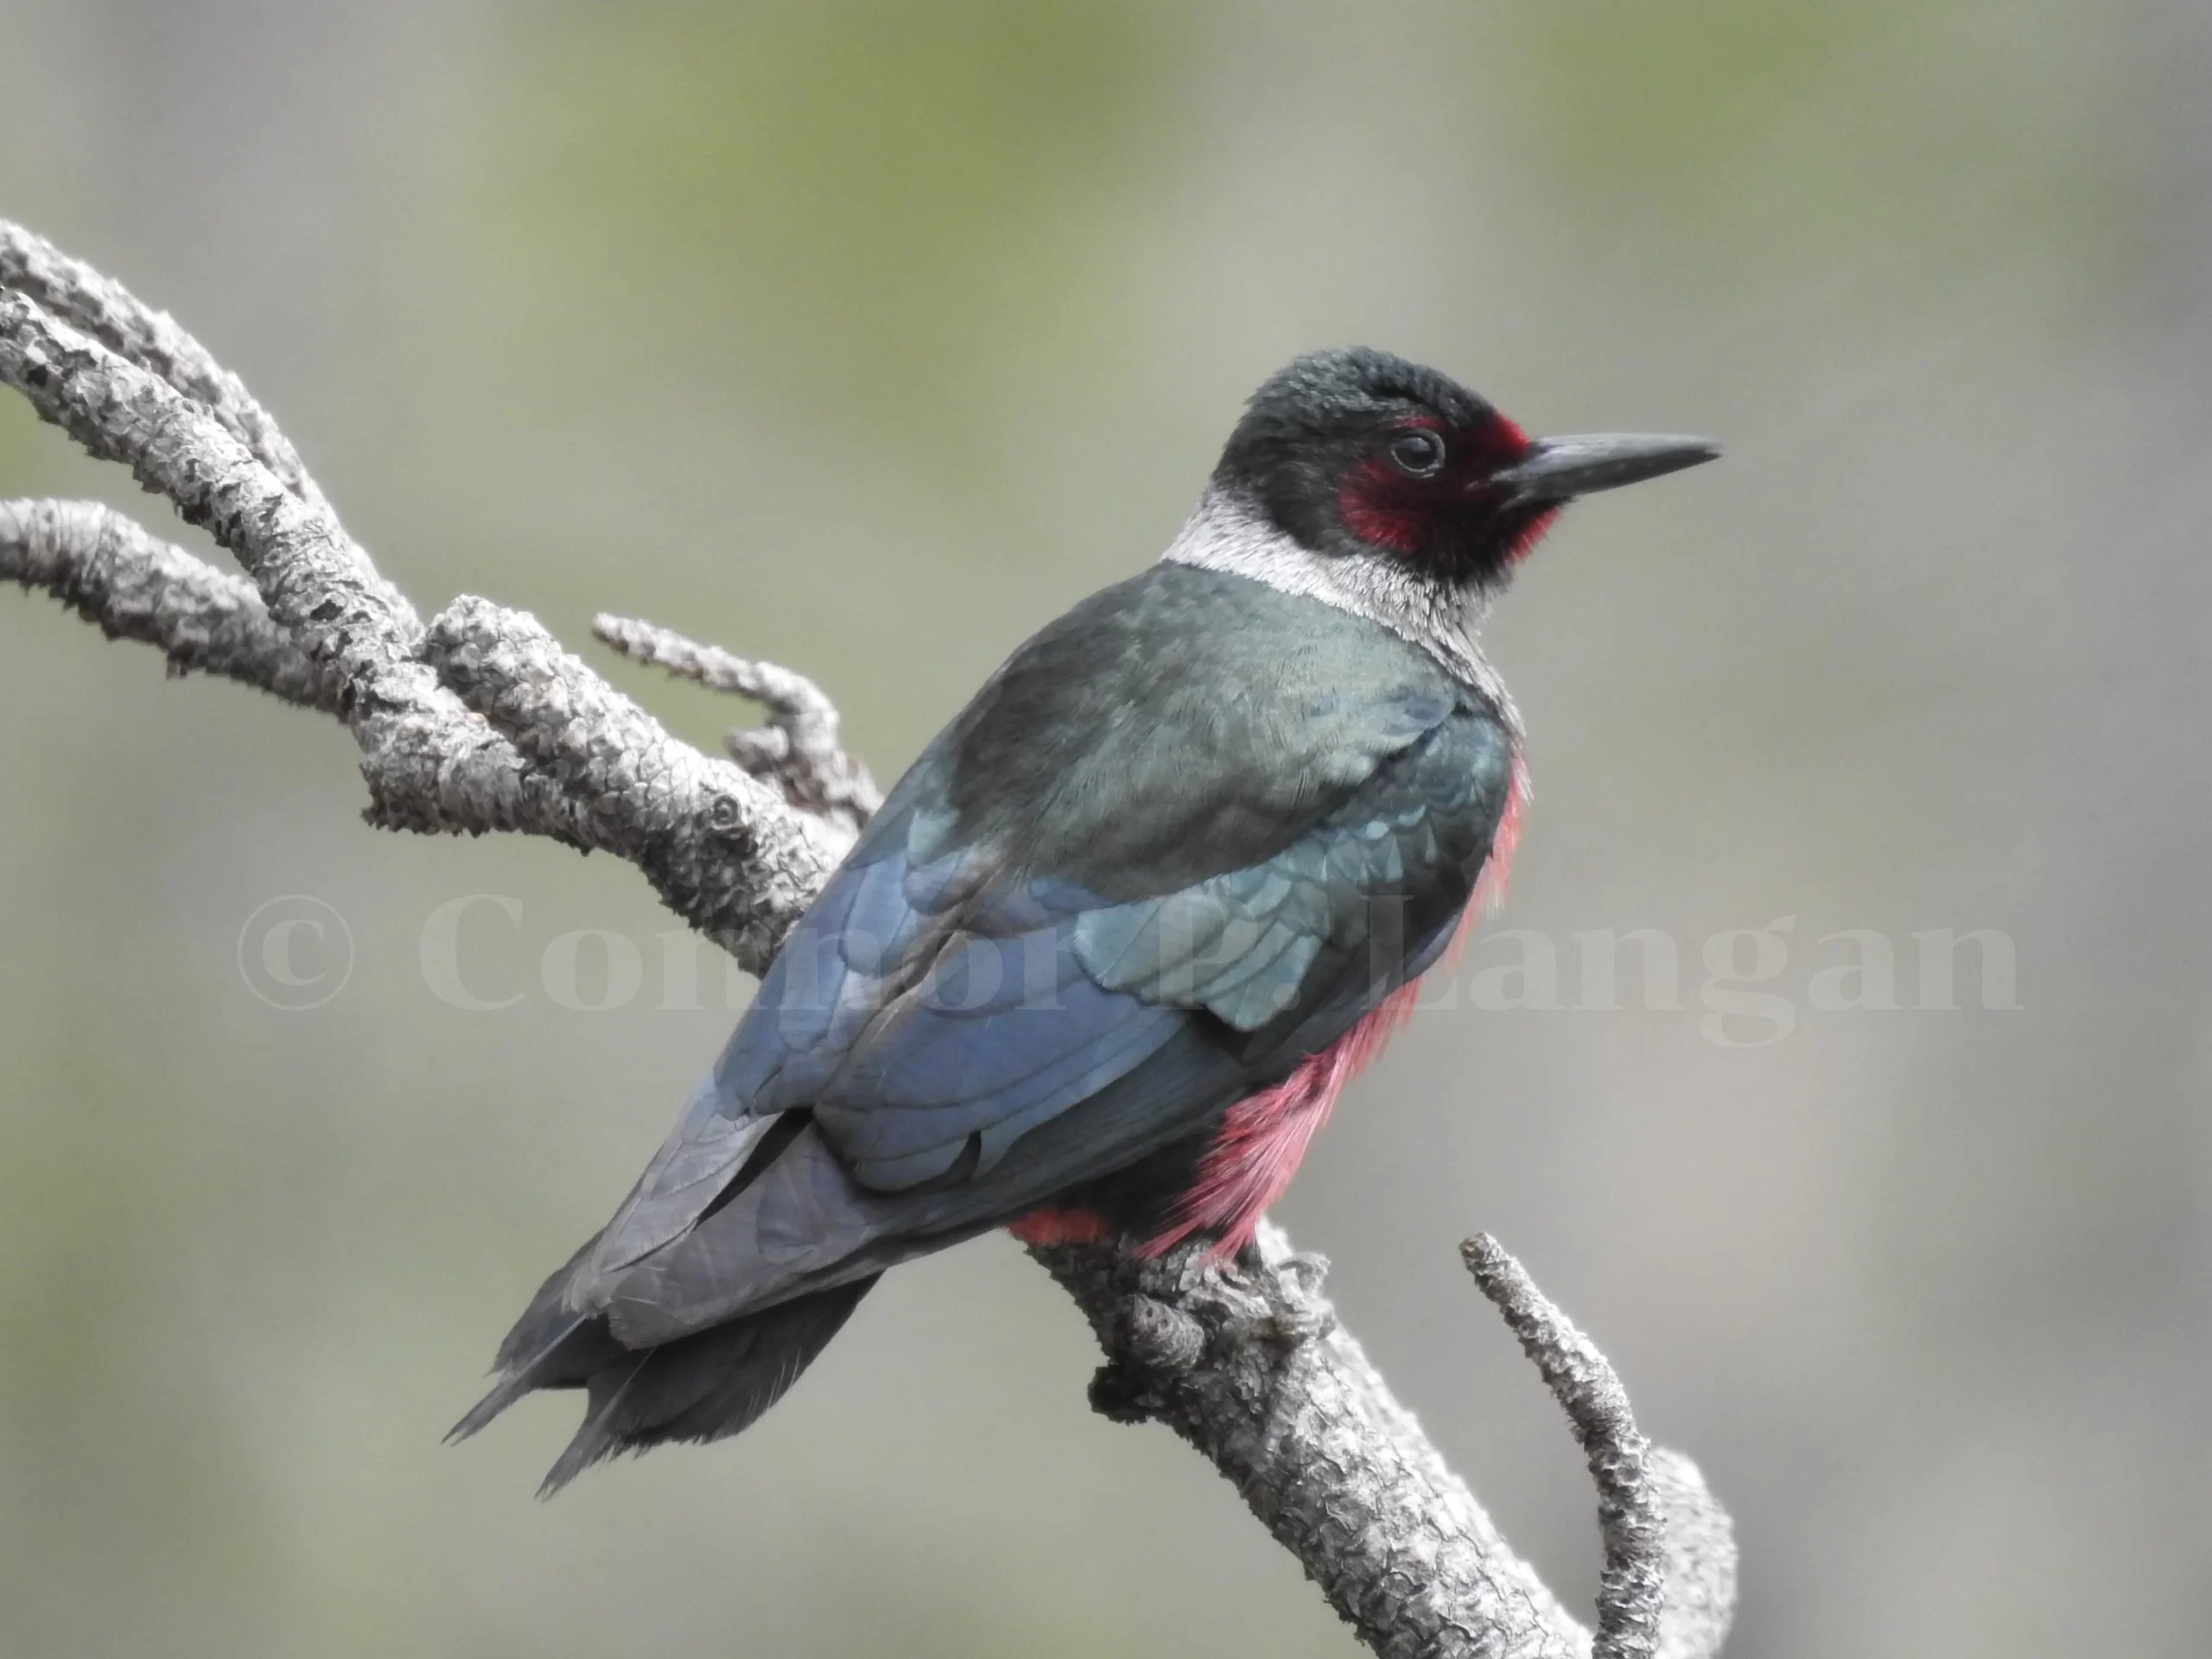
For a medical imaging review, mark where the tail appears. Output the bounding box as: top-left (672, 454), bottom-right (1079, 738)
top-left (450, 1239), bottom-right (877, 1495)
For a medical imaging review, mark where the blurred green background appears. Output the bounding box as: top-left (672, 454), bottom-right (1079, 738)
top-left (3, 2), bottom-right (2207, 1655)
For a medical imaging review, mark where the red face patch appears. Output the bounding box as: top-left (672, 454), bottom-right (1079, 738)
top-left (1334, 413), bottom-right (1536, 564)
top-left (1503, 505), bottom-right (1560, 566)
top-left (1337, 467), bottom-right (1427, 554)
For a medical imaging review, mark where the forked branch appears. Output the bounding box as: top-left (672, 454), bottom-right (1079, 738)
top-left (0, 220), bottom-right (1734, 1659)
top-left (594, 611), bottom-right (881, 834)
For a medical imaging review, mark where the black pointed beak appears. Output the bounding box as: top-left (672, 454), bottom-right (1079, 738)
top-left (1491, 432), bottom-right (1720, 508)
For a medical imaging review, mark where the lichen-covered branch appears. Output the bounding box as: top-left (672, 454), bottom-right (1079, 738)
top-left (1024, 1225), bottom-right (1736, 1659)
top-left (1465, 1233), bottom-right (1660, 1656)
top-left (594, 612), bottom-right (881, 833)
top-left (1, 219), bottom-right (328, 511)
top-left (1643, 1452), bottom-right (1738, 1659)
top-left (1032, 1224), bottom-right (1590, 1658)
top-left (1, 496), bottom-right (335, 709)
top-left (0, 275), bottom-right (839, 965)
top-left (424, 597), bottom-right (847, 970)
top-left (0, 222), bottom-right (1736, 1659)
top-left (0, 283), bottom-right (416, 675)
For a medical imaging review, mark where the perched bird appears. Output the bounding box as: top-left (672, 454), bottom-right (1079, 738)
top-left (455, 347), bottom-right (1717, 1491)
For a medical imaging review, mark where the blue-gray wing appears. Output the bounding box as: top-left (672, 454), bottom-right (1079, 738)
top-left (570, 566), bottom-right (1515, 1334)
top-left (1071, 702), bottom-right (1511, 1036)
top-left (575, 714), bottom-right (1510, 1344)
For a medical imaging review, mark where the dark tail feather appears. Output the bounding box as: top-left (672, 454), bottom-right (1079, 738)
top-left (450, 1228), bottom-right (878, 1493)
top-left (448, 1234), bottom-right (616, 1446)
top-left (536, 1276), bottom-right (878, 1495)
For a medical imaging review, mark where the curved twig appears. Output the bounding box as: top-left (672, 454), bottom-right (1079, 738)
top-left (1466, 1236), bottom-right (1661, 1659)
top-left (425, 597), bottom-right (849, 968)
top-left (1032, 1224), bottom-right (1592, 1657)
top-left (594, 612), bottom-right (881, 833)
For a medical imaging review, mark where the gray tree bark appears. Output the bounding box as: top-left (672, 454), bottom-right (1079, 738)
top-left (1, 219), bottom-right (1735, 1659)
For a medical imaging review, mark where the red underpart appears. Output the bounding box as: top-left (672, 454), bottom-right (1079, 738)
top-left (1007, 1205), bottom-right (1114, 1246)
top-left (1135, 756), bottom-right (1529, 1262)
top-left (1136, 987), bottom-right (1418, 1262)
top-left (1471, 753), bottom-right (1529, 917)
top-left (1008, 760), bottom-right (1529, 1260)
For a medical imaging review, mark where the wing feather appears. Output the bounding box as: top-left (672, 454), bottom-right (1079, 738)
top-left (570, 566), bottom-right (1514, 1331)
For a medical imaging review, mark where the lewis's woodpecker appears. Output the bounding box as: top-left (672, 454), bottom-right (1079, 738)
top-left (456, 348), bottom-right (1717, 1491)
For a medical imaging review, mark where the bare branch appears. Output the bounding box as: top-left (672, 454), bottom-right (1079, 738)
top-left (426, 597), bottom-right (848, 968)
top-left (594, 612), bottom-right (881, 833)
top-left (1462, 1235), bottom-right (1733, 1659)
top-left (1643, 1451), bottom-right (1738, 1659)
top-left (1, 219), bottom-right (328, 511)
top-left (1, 497), bottom-right (334, 709)
top-left (1465, 1235), bottom-right (1662, 1659)
top-left (0, 283), bottom-right (417, 665)
top-left (1033, 1224), bottom-right (1591, 1658)
top-left (2, 222), bottom-right (1738, 1659)
top-left (0, 273), bottom-right (842, 967)
top-left (0, 493), bottom-right (626, 855)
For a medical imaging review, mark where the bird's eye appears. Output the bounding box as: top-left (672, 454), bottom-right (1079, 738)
top-left (1388, 429), bottom-right (1446, 478)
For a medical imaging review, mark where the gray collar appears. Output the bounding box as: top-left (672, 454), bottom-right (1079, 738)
top-left (1160, 487), bottom-right (1522, 739)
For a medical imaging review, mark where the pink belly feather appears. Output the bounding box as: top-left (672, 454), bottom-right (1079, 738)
top-left (1015, 757), bottom-right (1527, 1259)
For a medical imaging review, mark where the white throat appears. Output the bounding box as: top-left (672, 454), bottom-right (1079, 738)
top-left (1160, 487), bottom-right (1517, 723)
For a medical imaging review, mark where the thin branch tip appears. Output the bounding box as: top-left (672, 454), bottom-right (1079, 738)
top-left (588, 609), bottom-right (879, 832)
top-left (1464, 1231), bottom-right (1736, 1659)
top-left (2, 219), bottom-right (328, 510)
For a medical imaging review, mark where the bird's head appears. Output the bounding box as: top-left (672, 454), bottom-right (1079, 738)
top-left (1209, 347), bottom-right (1718, 596)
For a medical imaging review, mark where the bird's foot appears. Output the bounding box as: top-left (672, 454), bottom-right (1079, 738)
top-left (1090, 1292), bottom-right (1206, 1423)
top-left (1229, 1240), bottom-right (1334, 1346)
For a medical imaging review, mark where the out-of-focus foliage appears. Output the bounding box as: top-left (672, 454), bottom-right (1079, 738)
top-left (3, 3), bottom-right (2206, 1656)
top-left (487, 2), bottom-right (1192, 404)
top-left (1497, 0), bottom-right (2135, 287)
